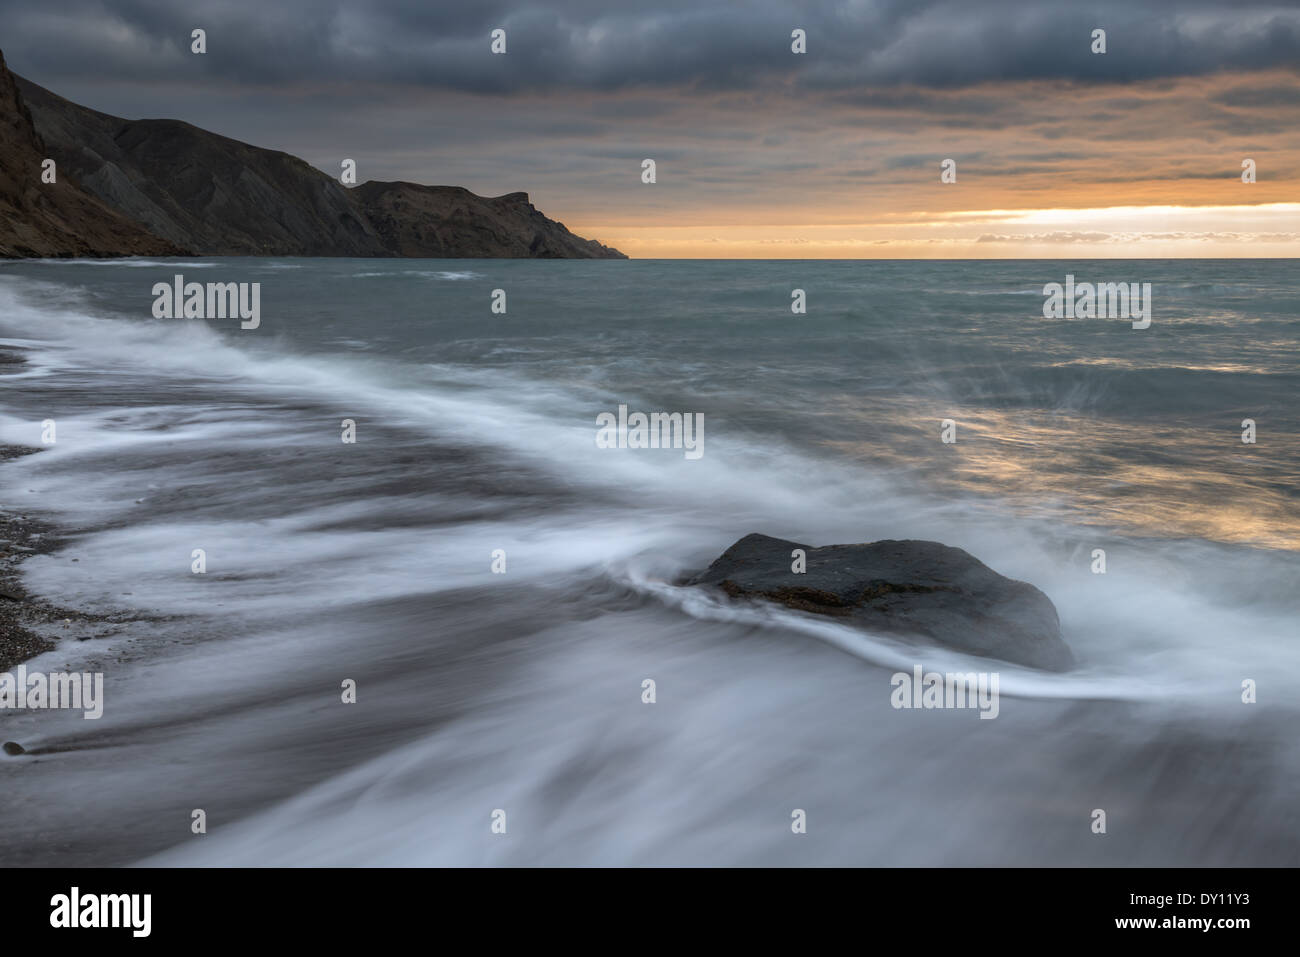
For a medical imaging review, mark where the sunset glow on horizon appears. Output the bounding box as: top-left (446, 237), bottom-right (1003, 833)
top-left (583, 202), bottom-right (1300, 259)
top-left (4, 2), bottom-right (1297, 258)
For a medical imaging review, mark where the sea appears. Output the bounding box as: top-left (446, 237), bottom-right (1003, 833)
top-left (0, 257), bottom-right (1296, 865)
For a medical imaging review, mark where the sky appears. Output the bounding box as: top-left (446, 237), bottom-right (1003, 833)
top-left (2, 0), bottom-right (1297, 258)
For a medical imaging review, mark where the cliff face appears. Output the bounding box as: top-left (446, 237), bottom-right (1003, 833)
top-left (353, 183), bottom-right (627, 259)
top-left (0, 50), bottom-right (183, 258)
top-left (17, 75), bottom-right (389, 257)
top-left (5, 55), bottom-right (626, 260)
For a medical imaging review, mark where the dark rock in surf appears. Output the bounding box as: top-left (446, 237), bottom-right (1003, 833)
top-left (689, 533), bottom-right (1074, 671)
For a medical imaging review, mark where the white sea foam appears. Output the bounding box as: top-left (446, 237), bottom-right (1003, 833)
top-left (1, 264), bottom-right (1296, 867)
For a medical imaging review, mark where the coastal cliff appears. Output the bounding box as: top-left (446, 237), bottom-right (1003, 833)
top-left (0, 49), bottom-right (182, 258)
top-left (1, 49), bottom-right (626, 260)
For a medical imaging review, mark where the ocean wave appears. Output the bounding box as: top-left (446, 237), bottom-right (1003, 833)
top-left (342, 269), bottom-right (485, 280)
top-left (420, 270), bottom-right (484, 281)
top-left (617, 563), bottom-right (1232, 703)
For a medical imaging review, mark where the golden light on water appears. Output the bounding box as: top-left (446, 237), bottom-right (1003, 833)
top-left (827, 405), bottom-right (1300, 550)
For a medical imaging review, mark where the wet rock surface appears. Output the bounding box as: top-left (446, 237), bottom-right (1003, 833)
top-left (689, 533), bottom-right (1074, 671)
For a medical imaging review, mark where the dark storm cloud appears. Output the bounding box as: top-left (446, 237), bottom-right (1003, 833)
top-left (2, 0), bottom-right (1296, 259)
top-left (1, 0), bottom-right (1297, 93)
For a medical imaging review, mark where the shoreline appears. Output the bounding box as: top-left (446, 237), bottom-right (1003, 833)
top-left (0, 348), bottom-right (100, 672)
top-left (0, 448), bottom-right (132, 668)
top-left (0, 345), bottom-right (77, 671)
top-left (0, 446), bottom-right (60, 672)
top-left (0, 443), bottom-right (158, 760)
top-left (0, 498), bottom-right (129, 670)
top-left (0, 351), bottom-right (139, 674)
